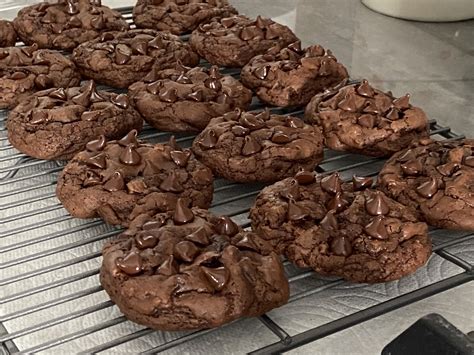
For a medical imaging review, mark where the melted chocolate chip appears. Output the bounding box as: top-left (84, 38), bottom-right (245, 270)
top-left (157, 255), bottom-right (178, 276)
top-left (463, 156), bottom-right (474, 167)
top-left (174, 241), bottom-right (199, 262)
top-left (34, 75), bottom-right (53, 89)
top-left (397, 149), bottom-right (416, 163)
top-left (416, 178), bottom-right (438, 199)
top-left (240, 26), bottom-right (260, 41)
top-left (401, 159), bottom-right (423, 175)
top-left (215, 216), bottom-right (239, 236)
top-left (234, 234), bottom-right (259, 251)
top-left (209, 66), bottom-right (221, 79)
top-left (83, 171), bottom-right (102, 187)
top-left (327, 192), bottom-right (348, 212)
top-left (120, 145), bottom-right (141, 165)
top-left (287, 200), bottom-right (307, 221)
top-left (116, 251), bottom-right (142, 275)
top-left (217, 93), bottom-right (233, 105)
top-left (86, 152), bottom-right (107, 169)
top-left (66, 1), bottom-right (79, 15)
top-left (202, 266), bottom-right (228, 291)
top-left (320, 210), bottom-right (338, 230)
top-left (160, 171), bottom-right (184, 193)
top-left (204, 78), bottom-right (222, 91)
top-left (118, 130), bottom-right (138, 147)
top-left (221, 17), bottom-right (235, 28)
top-left (356, 80), bottom-right (375, 98)
top-left (231, 125), bottom-right (249, 137)
top-left (286, 116), bottom-right (305, 129)
top-left (393, 94), bottom-right (410, 109)
top-left (159, 88), bottom-right (178, 103)
top-left (132, 40), bottom-right (148, 55)
top-left (170, 150), bottom-right (191, 167)
top-left (386, 107), bottom-right (400, 121)
top-left (187, 90), bottom-right (204, 102)
top-left (331, 236), bottom-right (352, 256)
top-left (365, 192), bottom-right (390, 216)
top-left (254, 65), bottom-right (269, 80)
top-left (338, 94), bottom-right (358, 112)
top-left (49, 88), bottom-right (67, 101)
top-left (86, 135), bottom-right (106, 152)
top-left (142, 217), bottom-right (166, 230)
top-left (176, 74), bottom-right (192, 84)
top-left (185, 227), bottom-right (210, 246)
top-left (351, 175), bottom-right (372, 191)
top-left (103, 171), bottom-right (125, 192)
top-left (240, 114), bottom-right (265, 130)
top-left (198, 129), bottom-right (218, 149)
top-left (365, 216), bottom-right (388, 240)
top-left (136, 231), bottom-right (159, 249)
top-left (241, 135), bottom-right (262, 156)
top-left (294, 170), bottom-right (316, 185)
top-left (111, 94), bottom-right (129, 109)
top-left (173, 198), bottom-right (194, 224)
top-left (147, 80), bottom-right (162, 94)
top-left (320, 172), bottom-right (341, 194)
top-left (280, 179), bottom-right (300, 200)
top-left (357, 114), bottom-right (375, 128)
top-left (148, 36), bottom-right (164, 49)
top-left (271, 131), bottom-right (292, 144)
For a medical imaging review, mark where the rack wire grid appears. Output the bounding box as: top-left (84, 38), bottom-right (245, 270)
top-left (1, 6), bottom-right (473, 355)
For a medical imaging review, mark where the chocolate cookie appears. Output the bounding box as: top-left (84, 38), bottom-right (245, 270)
top-left (56, 132), bottom-right (214, 226)
top-left (241, 41), bottom-right (348, 107)
top-left (378, 139), bottom-right (474, 231)
top-left (13, 0), bottom-right (129, 51)
top-left (250, 172), bottom-right (432, 283)
top-left (0, 20), bottom-right (17, 47)
top-left (100, 207), bottom-right (289, 330)
top-left (128, 64), bottom-right (253, 132)
top-left (7, 81), bottom-right (143, 160)
top-left (133, 0), bottom-right (237, 35)
top-left (72, 29), bottom-right (199, 89)
top-left (0, 44), bottom-right (80, 109)
top-left (305, 80), bottom-right (430, 157)
top-left (189, 15), bottom-right (299, 68)
top-left (191, 109), bottom-right (324, 182)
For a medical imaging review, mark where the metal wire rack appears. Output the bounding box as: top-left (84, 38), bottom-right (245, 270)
top-left (1, 6), bottom-right (473, 355)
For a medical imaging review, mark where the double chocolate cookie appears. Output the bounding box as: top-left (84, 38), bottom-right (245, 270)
top-left (0, 44), bottom-right (80, 109)
top-left (72, 29), bottom-right (200, 89)
top-left (191, 109), bottom-right (324, 182)
top-left (13, 0), bottom-right (129, 51)
top-left (189, 15), bottom-right (299, 67)
top-left (0, 20), bottom-right (16, 47)
top-left (129, 64), bottom-right (253, 132)
top-left (7, 81), bottom-right (143, 160)
top-left (305, 80), bottom-right (430, 157)
top-left (250, 172), bottom-right (432, 283)
top-left (133, 0), bottom-right (237, 35)
top-left (56, 131), bottom-right (214, 226)
top-left (241, 42), bottom-right (348, 107)
top-left (378, 139), bottom-right (474, 231)
top-left (101, 208), bottom-right (289, 330)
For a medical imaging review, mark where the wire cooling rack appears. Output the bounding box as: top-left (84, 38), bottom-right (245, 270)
top-left (1, 6), bottom-right (473, 355)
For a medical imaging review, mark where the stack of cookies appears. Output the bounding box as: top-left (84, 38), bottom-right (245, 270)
top-left (2, 0), bottom-right (472, 333)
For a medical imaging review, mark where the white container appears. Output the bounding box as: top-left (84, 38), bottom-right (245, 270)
top-left (362, 0), bottom-right (474, 22)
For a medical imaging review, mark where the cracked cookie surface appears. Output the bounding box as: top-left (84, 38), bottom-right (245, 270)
top-left (133, 0), bottom-right (237, 35)
top-left (72, 29), bottom-right (199, 88)
top-left (378, 139), bottom-right (474, 230)
top-left (241, 41), bottom-right (348, 107)
top-left (305, 80), bottom-right (429, 157)
top-left (189, 15), bottom-right (299, 67)
top-left (13, 0), bottom-right (129, 51)
top-left (191, 109), bottom-right (324, 182)
top-left (250, 172), bottom-right (431, 283)
top-left (129, 64), bottom-right (252, 132)
top-left (0, 44), bottom-right (80, 109)
top-left (56, 131), bottom-right (214, 226)
top-left (100, 207), bottom-right (289, 330)
top-left (7, 81), bottom-right (143, 160)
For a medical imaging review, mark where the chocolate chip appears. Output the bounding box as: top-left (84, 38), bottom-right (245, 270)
top-left (253, 65), bottom-right (269, 80)
top-left (100, 32), bottom-right (115, 42)
top-left (159, 88), bottom-right (178, 103)
top-left (86, 152), bottom-right (107, 169)
top-left (146, 80), bottom-right (162, 95)
top-left (185, 227), bottom-right (210, 246)
top-left (111, 94), bottom-right (129, 109)
top-left (240, 26), bottom-right (261, 41)
top-left (318, 60), bottom-right (331, 76)
top-left (83, 171), bottom-right (102, 187)
top-left (338, 94), bottom-right (358, 112)
top-left (400, 159), bottom-right (422, 176)
top-left (362, 102), bottom-right (380, 115)
top-left (265, 25), bottom-right (280, 40)
top-left (271, 131), bottom-right (292, 144)
top-left (136, 231), bottom-right (159, 249)
top-left (170, 150), bottom-right (191, 167)
top-left (331, 236), bottom-right (352, 256)
top-left (103, 171), bottom-right (125, 192)
top-left (202, 266), bottom-right (229, 291)
top-left (320, 210), bottom-right (338, 230)
top-left (176, 74), bottom-right (192, 84)
top-left (198, 129), bottom-right (218, 149)
top-left (142, 218), bottom-right (166, 230)
top-left (288, 41), bottom-right (302, 53)
top-left (352, 175), bottom-right (373, 190)
top-left (386, 107), bottom-right (400, 121)
top-left (120, 145), bottom-right (141, 165)
top-left (365, 192), bottom-right (390, 216)
top-left (118, 130), bottom-right (138, 147)
top-left (357, 114), bottom-right (375, 128)
top-left (365, 216), bottom-right (388, 240)
top-left (416, 178), bottom-right (438, 198)
top-left (320, 172), bottom-right (341, 194)
top-left (397, 149), bottom-right (416, 163)
top-left (68, 15), bottom-right (82, 28)
top-left (115, 251), bottom-right (142, 275)
top-left (280, 179), bottom-right (300, 200)
top-left (327, 192), bottom-right (348, 212)
top-left (234, 234), bottom-right (259, 251)
top-left (90, 15), bottom-right (104, 30)
top-left (356, 80), bottom-right (375, 98)
top-left (49, 88), bottom-right (67, 101)
top-left (217, 93), bottom-right (233, 105)
top-left (286, 116), bottom-right (304, 128)
top-left (287, 200), bottom-right (307, 221)
top-left (131, 40), bottom-right (148, 55)
top-left (241, 135), bottom-right (262, 156)
top-left (115, 45), bottom-right (132, 65)
top-left (240, 114), bottom-right (265, 130)
top-left (215, 216), bottom-right (239, 236)
top-left (157, 255), bottom-right (178, 276)
top-left (34, 74), bottom-right (53, 89)
top-left (220, 17), bottom-right (235, 28)
top-left (187, 89), bottom-right (204, 102)
top-left (204, 78), bottom-right (222, 91)
top-left (173, 198), bottom-right (194, 224)
top-left (174, 241), bottom-right (199, 262)
top-left (464, 156), bottom-right (474, 167)
top-left (10, 72), bottom-right (27, 80)
top-left (160, 171), bottom-right (184, 193)
top-left (393, 94), bottom-right (410, 109)
top-left (295, 170), bottom-right (316, 185)
top-left (30, 111), bottom-right (48, 124)
top-left (86, 135), bottom-right (106, 152)
top-left (436, 162), bottom-right (460, 177)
